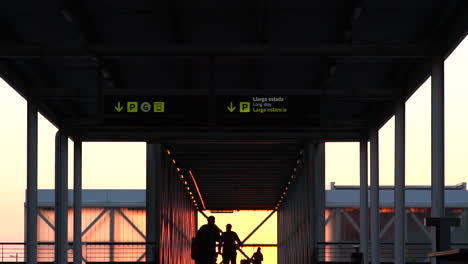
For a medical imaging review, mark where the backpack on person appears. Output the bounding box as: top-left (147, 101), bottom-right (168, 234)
top-left (191, 236), bottom-right (202, 260)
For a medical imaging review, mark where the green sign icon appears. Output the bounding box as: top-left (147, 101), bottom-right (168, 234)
top-left (227, 102), bottom-right (236, 112)
top-left (114, 101), bottom-right (124, 112)
top-left (127, 102), bottom-right (138, 112)
top-left (154, 102), bottom-right (165, 112)
top-left (240, 102), bottom-right (250, 113)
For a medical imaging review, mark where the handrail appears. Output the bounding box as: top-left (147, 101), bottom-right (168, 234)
top-left (0, 242), bottom-right (280, 263)
top-left (316, 242), bottom-right (468, 262)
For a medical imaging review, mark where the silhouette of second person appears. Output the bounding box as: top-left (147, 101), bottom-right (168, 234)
top-left (252, 247), bottom-right (263, 264)
top-left (218, 224), bottom-right (242, 264)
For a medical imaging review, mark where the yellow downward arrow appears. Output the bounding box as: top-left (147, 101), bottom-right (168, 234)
top-left (227, 102), bottom-right (236, 112)
top-left (115, 101), bottom-right (124, 112)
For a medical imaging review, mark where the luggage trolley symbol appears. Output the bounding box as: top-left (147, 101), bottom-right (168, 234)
top-left (154, 101), bottom-right (165, 112)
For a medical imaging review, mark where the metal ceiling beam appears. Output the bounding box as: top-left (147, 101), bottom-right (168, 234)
top-left (204, 206), bottom-right (276, 210)
top-left (195, 166), bottom-right (288, 170)
top-left (176, 151), bottom-right (296, 155)
top-left (0, 44), bottom-right (432, 58)
top-left (203, 194), bottom-right (280, 197)
top-left (187, 163), bottom-right (293, 167)
top-left (74, 129), bottom-right (365, 141)
top-left (34, 86), bottom-right (391, 100)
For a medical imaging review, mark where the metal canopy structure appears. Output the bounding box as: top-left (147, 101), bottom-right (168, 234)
top-left (2, 1), bottom-right (467, 211)
top-left (2, 1), bottom-right (468, 264)
top-left (0, 1), bottom-right (466, 140)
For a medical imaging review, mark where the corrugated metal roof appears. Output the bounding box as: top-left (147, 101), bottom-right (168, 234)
top-left (37, 189), bottom-right (145, 208)
top-left (36, 183), bottom-right (468, 208)
top-left (327, 183), bottom-right (468, 208)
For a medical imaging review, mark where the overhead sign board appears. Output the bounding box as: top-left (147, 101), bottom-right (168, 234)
top-left (104, 95), bottom-right (319, 127)
top-left (216, 95), bottom-right (320, 126)
top-left (104, 96), bottom-right (209, 126)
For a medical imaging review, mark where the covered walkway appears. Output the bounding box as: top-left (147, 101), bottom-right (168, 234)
top-left (1, 1), bottom-right (468, 263)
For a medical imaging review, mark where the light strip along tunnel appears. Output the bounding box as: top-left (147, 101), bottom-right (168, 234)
top-left (1, 1), bottom-right (468, 264)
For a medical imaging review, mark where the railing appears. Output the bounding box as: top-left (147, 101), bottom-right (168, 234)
top-left (317, 242), bottom-right (468, 263)
top-left (0, 242), bottom-right (156, 263)
top-left (2, 241), bottom-right (468, 263)
top-left (0, 242), bottom-right (25, 262)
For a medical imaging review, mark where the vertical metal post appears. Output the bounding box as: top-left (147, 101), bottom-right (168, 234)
top-left (277, 211), bottom-right (281, 264)
top-left (405, 209), bottom-right (408, 242)
top-left (307, 142), bottom-right (317, 263)
top-left (146, 143), bottom-right (161, 263)
top-left (55, 131), bottom-right (68, 264)
top-left (431, 56), bottom-right (445, 256)
top-left (314, 142), bottom-right (326, 245)
top-left (73, 140), bottom-right (82, 264)
top-left (359, 141), bottom-right (369, 264)
top-left (431, 57), bottom-right (445, 218)
top-left (26, 102), bottom-right (38, 264)
top-left (195, 210), bottom-right (199, 232)
top-left (395, 101), bottom-right (406, 264)
top-left (109, 209), bottom-right (115, 263)
top-left (370, 129), bottom-right (380, 264)
top-left (335, 209), bottom-right (342, 242)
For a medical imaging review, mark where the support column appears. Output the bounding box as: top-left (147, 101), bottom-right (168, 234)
top-left (314, 142), bottom-right (326, 244)
top-left (307, 142), bottom-right (317, 263)
top-left (359, 141), bottom-right (369, 264)
top-left (109, 209), bottom-right (115, 262)
top-left (395, 101), bottom-right (406, 264)
top-left (146, 143), bottom-right (161, 263)
top-left (335, 210), bottom-right (342, 242)
top-left (55, 131), bottom-right (68, 264)
top-left (73, 140), bottom-right (82, 264)
top-left (431, 56), bottom-right (445, 256)
top-left (431, 57), bottom-right (445, 218)
top-left (370, 129), bottom-right (380, 264)
top-left (26, 102), bottom-right (38, 264)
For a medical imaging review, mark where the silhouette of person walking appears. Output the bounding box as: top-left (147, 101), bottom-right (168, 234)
top-left (251, 247), bottom-right (263, 264)
top-left (218, 224), bottom-right (242, 264)
top-left (194, 216), bottom-right (221, 264)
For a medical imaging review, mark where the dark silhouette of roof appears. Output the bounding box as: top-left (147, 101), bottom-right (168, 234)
top-left (4, 1), bottom-right (468, 209)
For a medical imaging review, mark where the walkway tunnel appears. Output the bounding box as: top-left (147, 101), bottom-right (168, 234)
top-left (144, 141), bottom-right (326, 264)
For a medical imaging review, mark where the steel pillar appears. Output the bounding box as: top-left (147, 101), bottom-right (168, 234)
top-left (431, 56), bottom-right (445, 254)
top-left (73, 140), bottom-right (82, 264)
top-left (55, 131), bottom-right (68, 264)
top-left (26, 102), bottom-right (38, 264)
top-left (370, 129), bottom-right (380, 264)
top-left (359, 141), bottom-right (369, 264)
top-left (395, 101), bottom-right (406, 264)
top-left (431, 57), bottom-right (445, 217)
top-left (307, 142), bottom-right (316, 263)
top-left (109, 209), bottom-right (115, 262)
top-left (146, 143), bottom-right (161, 263)
top-left (314, 142), bottom-right (326, 245)
top-left (335, 209), bottom-right (342, 242)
